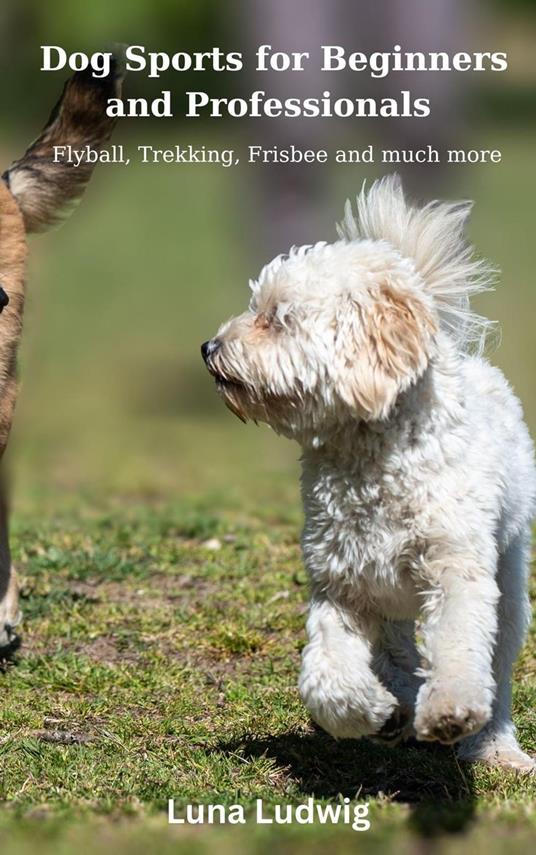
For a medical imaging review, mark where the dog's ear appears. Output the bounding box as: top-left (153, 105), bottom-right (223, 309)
top-left (3, 60), bottom-right (122, 233)
top-left (335, 283), bottom-right (437, 420)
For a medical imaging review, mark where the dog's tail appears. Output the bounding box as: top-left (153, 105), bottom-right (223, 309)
top-left (2, 59), bottom-right (123, 233)
top-left (337, 175), bottom-right (497, 354)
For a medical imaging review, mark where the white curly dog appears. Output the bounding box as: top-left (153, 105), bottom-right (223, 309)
top-left (202, 176), bottom-right (535, 771)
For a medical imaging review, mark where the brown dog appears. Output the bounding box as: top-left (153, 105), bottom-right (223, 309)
top-left (0, 63), bottom-right (122, 647)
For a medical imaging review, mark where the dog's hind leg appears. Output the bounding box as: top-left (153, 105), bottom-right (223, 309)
top-left (457, 531), bottom-right (535, 772)
top-left (371, 619), bottom-right (422, 744)
top-left (299, 595), bottom-right (398, 739)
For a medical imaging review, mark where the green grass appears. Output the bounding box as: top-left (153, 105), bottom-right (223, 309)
top-left (1, 499), bottom-right (535, 853)
top-left (0, 124), bottom-right (535, 851)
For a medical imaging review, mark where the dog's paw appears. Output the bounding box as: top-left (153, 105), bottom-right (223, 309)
top-left (414, 682), bottom-right (491, 745)
top-left (299, 667), bottom-right (398, 739)
top-left (457, 730), bottom-right (536, 773)
top-left (0, 603), bottom-right (21, 650)
top-left (0, 569), bottom-right (21, 651)
top-left (0, 611), bottom-right (22, 652)
top-left (490, 750), bottom-right (535, 774)
top-left (464, 745), bottom-right (536, 774)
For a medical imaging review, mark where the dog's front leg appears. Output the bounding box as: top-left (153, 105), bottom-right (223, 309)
top-left (0, 467), bottom-right (20, 649)
top-left (299, 595), bottom-right (398, 739)
top-left (414, 542), bottom-right (500, 745)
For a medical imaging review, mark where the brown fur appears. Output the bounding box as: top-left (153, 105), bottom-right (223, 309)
top-left (0, 183), bottom-right (27, 636)
top-left (0, 64), bottom-right (121, 645)
top-left (0, 182), bottom-right (27, 451)
top-left (349, 284), bottom-right (437, 420)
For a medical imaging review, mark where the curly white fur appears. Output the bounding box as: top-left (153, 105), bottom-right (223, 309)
top-left (203, 175), bottom-right (536, 772)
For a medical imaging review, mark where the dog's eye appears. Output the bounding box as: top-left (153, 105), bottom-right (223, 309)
top-left (254, 308), bottom-right (278, 330)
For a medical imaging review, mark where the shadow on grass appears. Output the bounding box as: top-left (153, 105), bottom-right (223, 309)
top-left (219, 729), bottom-right (475, 837)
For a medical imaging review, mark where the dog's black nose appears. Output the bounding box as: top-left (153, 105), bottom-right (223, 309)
top-left (201, 339), bottom-right (221, 363)
top-left (0, 286), bottom-right (9, 313)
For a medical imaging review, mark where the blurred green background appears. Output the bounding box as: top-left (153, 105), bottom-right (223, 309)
top-left (3, 127), bottom-right (534, 506)
top-left (0, 0), bottom-right (532, 507)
